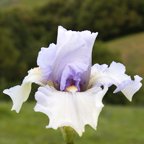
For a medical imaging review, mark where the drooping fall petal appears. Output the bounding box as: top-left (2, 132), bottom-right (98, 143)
top-left (3, 68), bottom-right (45, 112)
top-left (34, 85), bottom-right (108, 136)
top-left (89, 62), bottom-right (142, 101)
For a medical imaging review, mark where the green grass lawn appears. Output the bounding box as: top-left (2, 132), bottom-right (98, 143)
top-left (0, 102), bottom-right (144, 144)
top-left (106, 32), bottom-right (144, 77)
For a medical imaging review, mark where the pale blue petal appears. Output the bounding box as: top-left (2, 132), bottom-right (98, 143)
top-left (60, 62), bottom-right (88, 91)
top-left (52, 26), bottom-right (98, 90)
top-left (37, 26), bottom-right (98, 90)
top-left (37, 44), bottom-right (57, 80)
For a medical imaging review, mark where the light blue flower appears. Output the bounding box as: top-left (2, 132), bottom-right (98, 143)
top-left (3, 26), bottom-right (142, 136)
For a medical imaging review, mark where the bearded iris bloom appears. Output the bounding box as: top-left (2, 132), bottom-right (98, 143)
top-left (3, 26), bottom-right (142, 137)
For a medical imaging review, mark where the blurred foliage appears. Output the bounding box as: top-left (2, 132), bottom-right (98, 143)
top-left (78, 0), bottom-right (144, 40)
top-left (0, 0), bottom-right (143, 104)
top-left (92, 41), bottom-right (121, 65)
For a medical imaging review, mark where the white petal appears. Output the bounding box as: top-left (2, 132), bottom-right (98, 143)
top-left (3, 84), bottom-right (30, 113)
top-left (3, 67), bottom-right (45, 113)
top-left (34, 85), bottom-right (108, 136)
top-left (121, 75), bottom-right (142, 101)
top-left (89, 62), bottom-right (142, 101)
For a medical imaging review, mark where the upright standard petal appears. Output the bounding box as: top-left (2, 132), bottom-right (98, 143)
top-left (89, 62), bottom-right (142, 101)
top-left (53, 26), bottom-right (98, 90)
top-left (37, 43), bottom-right (57, 80)
top-left (37, 26), bottom-right (98, 90)
top-left (3, 68), bottom-right (45, 113)
top-left (34, 85), bottom-right (108, 136)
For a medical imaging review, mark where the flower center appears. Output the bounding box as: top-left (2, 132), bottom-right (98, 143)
top-left (65, 85), bottom-right (78, 92)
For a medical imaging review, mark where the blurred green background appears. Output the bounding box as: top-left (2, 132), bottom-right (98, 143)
top-left (0, 0), bottom-right (144, 143)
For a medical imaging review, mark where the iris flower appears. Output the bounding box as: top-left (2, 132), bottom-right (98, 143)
top-left (3, 26), bottom-right (142, 137)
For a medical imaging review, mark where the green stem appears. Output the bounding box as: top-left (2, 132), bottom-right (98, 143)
top-left (60, 127), bottom-right (75, 144)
